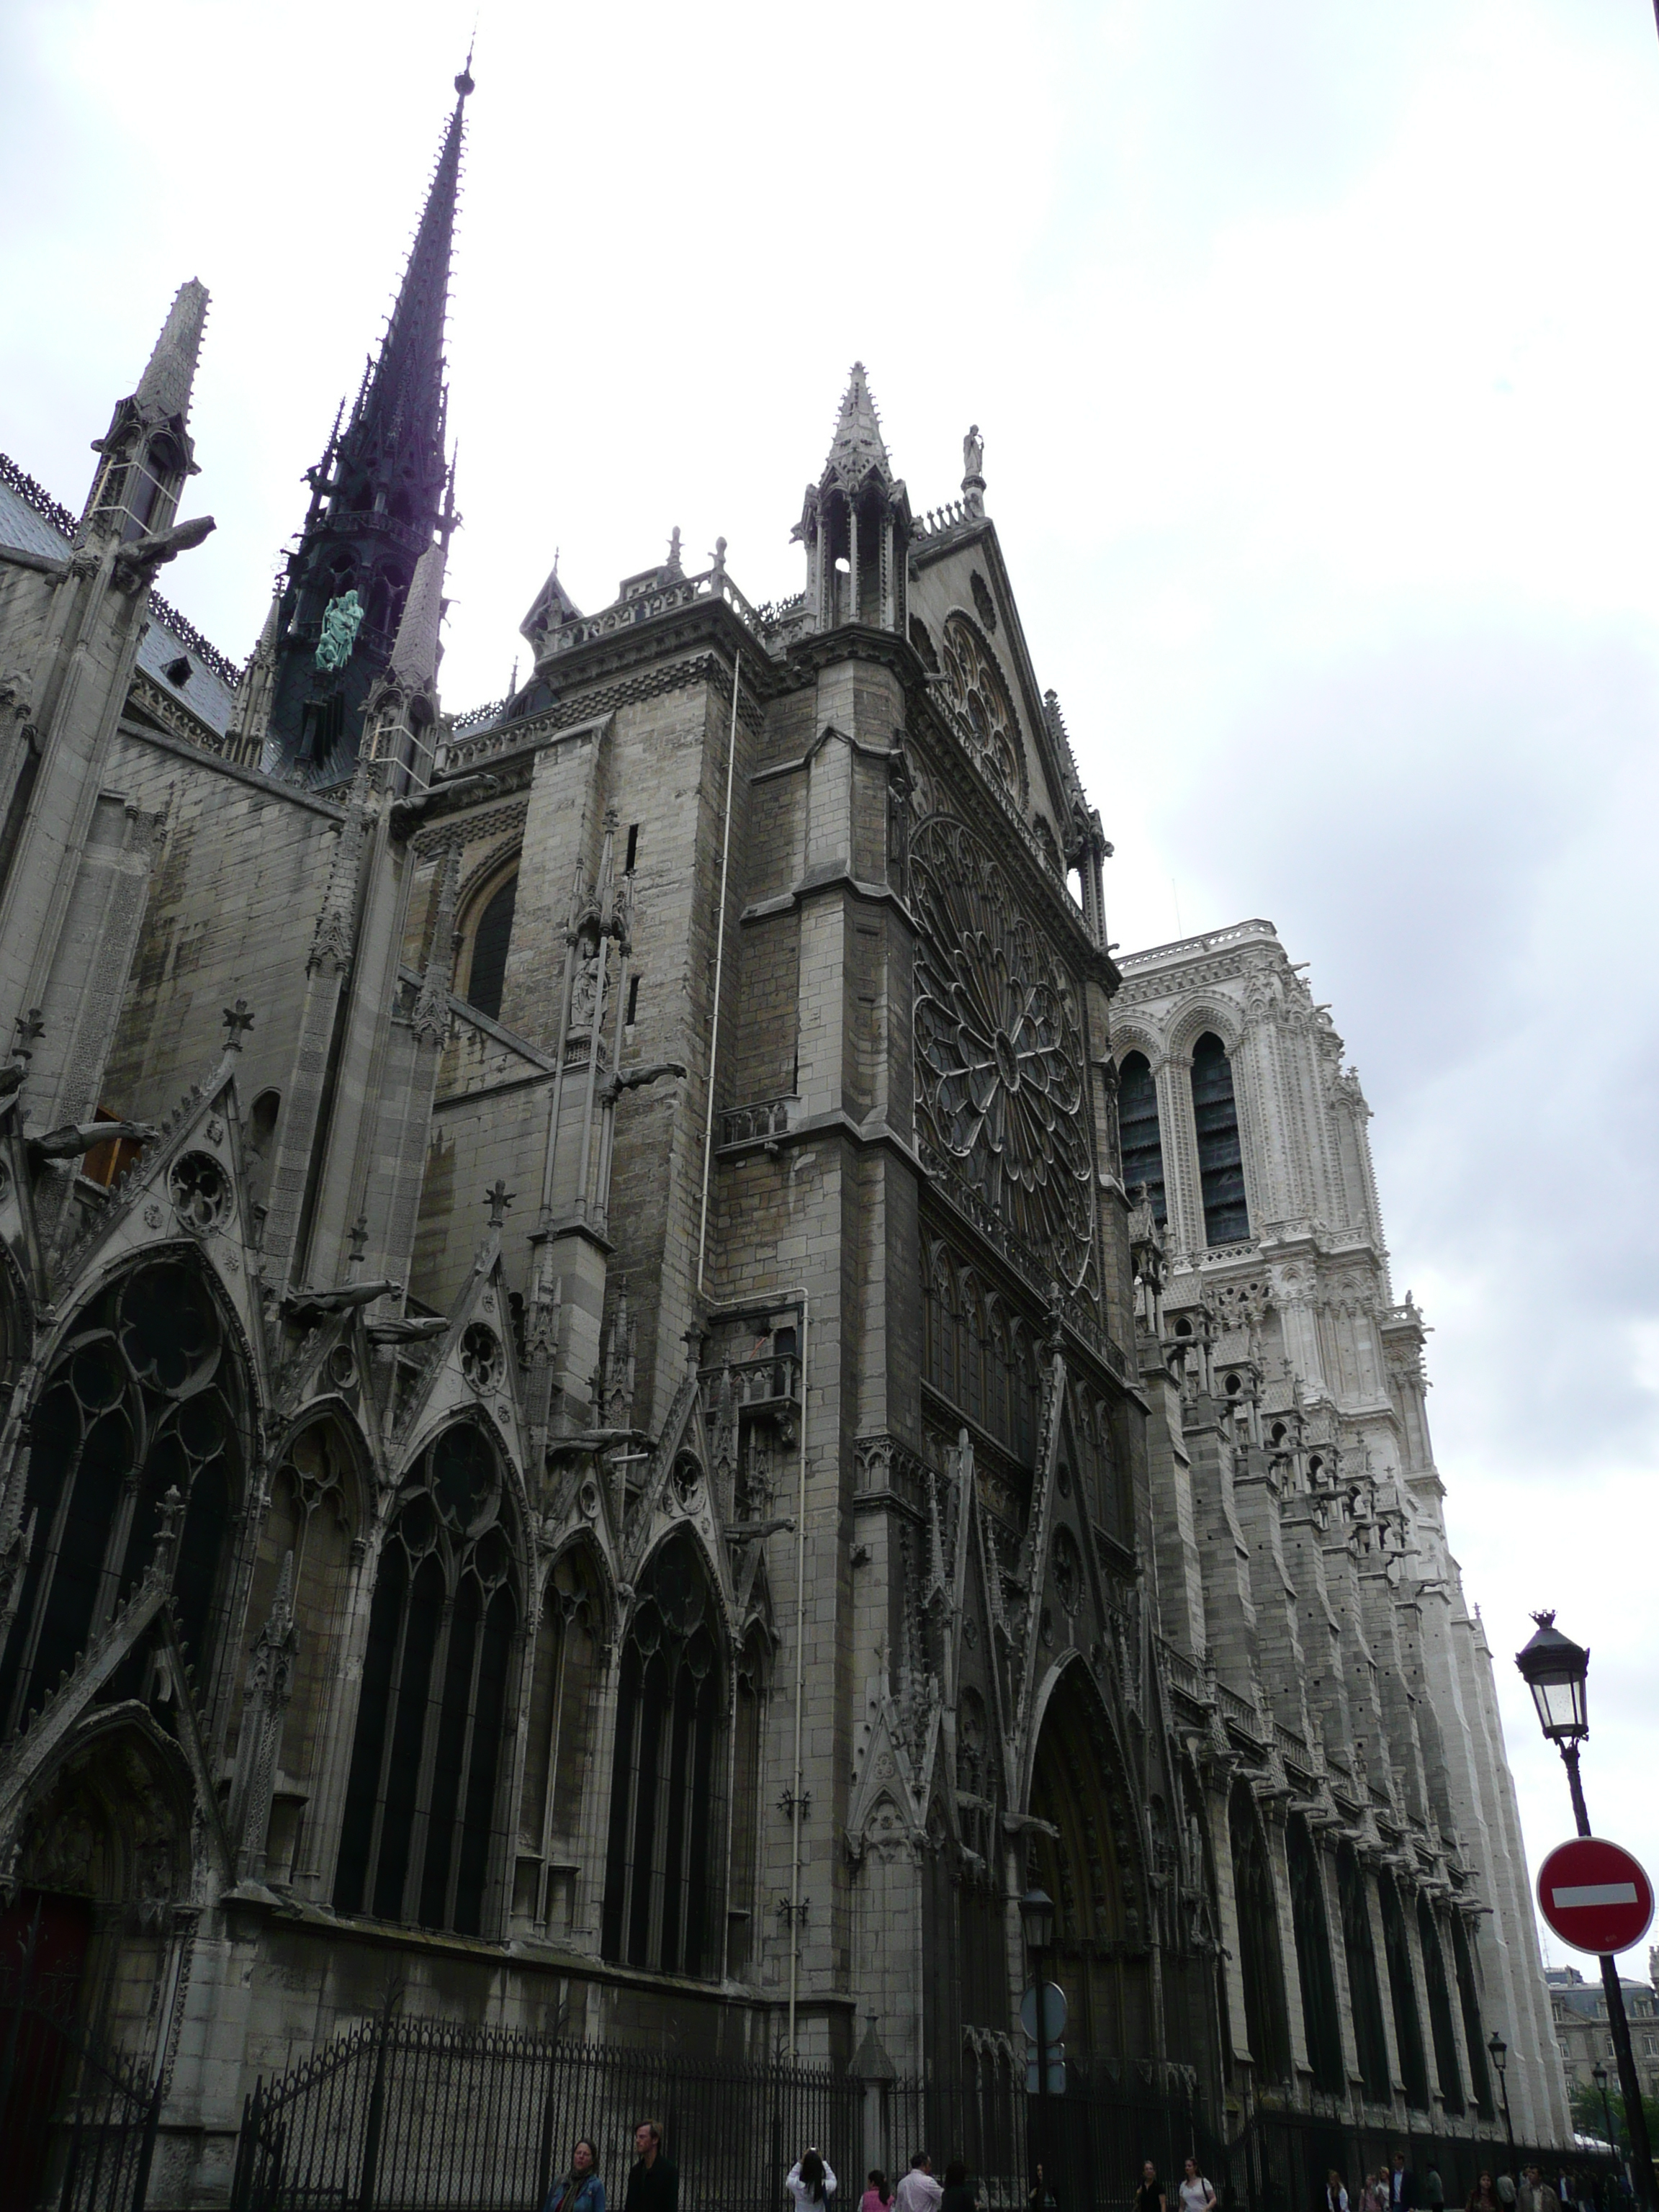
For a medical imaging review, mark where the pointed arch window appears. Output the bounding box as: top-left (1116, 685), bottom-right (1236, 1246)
top-left (1451, 1912), bottom-right (1494, 2116)
top-left (1419, 1897), bottom-right (1465, 2116)
top-left (464, 873), bottom-right (518, 1025)
top-left (1338, 1842), bottom-right (1390, 2100)
top-left (0, 1257), bottom-right (244, 1742)
top-left (1230, 1780), bottom-right (1292, 2083)
top-left (1378, 1869), bottom-right (1430, 2109)
top-left (333, 1423), bottom-right (517, 1936)
top-left (1117, 1052), bottom-right (1165, 1225)
top-left (1287, 1814), bottom-right (1344, 2095)
top-left (1191, 1032), bottom-right (1249, 1246)
top-left (601, 1531), bottom-right (724, 1976)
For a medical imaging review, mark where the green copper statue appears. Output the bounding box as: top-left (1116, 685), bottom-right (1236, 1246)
top-left (315, 590), bottom-right (365, 672)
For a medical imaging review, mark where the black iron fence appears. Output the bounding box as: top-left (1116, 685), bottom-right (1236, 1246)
top-left (0, 1907), bottom-right (161, 2212)
top-left (228, 2023), bottom-right (1217, 2212)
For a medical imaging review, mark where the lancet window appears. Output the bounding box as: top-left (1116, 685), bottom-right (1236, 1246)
top-left (1287, 1814), bottom-right (1344, 2095)
top-left (333, 1423), bottom-right (518, 1938)
top-left (1338, 1842), bottom-right (1391, 2100)
top-left (923, 1241), bottom-right (1046, 1472)
top-left (601, 1531), bottom-right (724, 1977)
top-left (1230, 1781), bottom-right (1291, 2083)
top-left (1117, 1052), bottom-right (1166, 1225)
top-left (464, 871), bottom-right (518, 1025)
top-left (1191, 1032), bottom-right (1249, 1246)
top-left (1378, 1869), bottom-right (1431, 2109)
top-left (1451, 1913), bottom-right (1494, 2116)
top-left (1419, 1897), bottom-right (1466, 2116)
top-left (0, 1257), bottom-right (245, 1740)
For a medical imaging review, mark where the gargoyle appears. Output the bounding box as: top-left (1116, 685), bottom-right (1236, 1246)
top-left (112, 513), bottom-right (216, 594)
top-left (27, 1118), bottom-right (156, 1160)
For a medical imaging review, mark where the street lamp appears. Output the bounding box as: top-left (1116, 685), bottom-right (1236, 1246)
top-left (1487, 2033), bottom-right (1514, 2182)
top-left (1591, 2062), bottom-right (1617, 2171)
top-left (1516, 1614), bottom-right (1655, 2212)
top-left (1021, 1888), bottom-right (1056, 2206)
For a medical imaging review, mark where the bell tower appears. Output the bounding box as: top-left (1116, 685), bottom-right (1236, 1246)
top-left (257, 64), bottom-right (471, 775)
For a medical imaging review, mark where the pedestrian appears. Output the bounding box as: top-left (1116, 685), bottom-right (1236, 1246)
top-left (1426, 2170), bottom-right (1444, 2212)
top-left (1137, 2162), bottom-right (1167, 2212)
top-left (1467, 2172), bottom-right (1500, 2212)
top-left (1326, 2173), bottom-right (1350, 2212)
top-left (787, 2150), bottom-right (837, 2211)
top-left (544, 2139), bottom-right (605, 2212)
top-left (624, 2122), bottom-right (678, 2212)
top-left (1179, 2159), bottom-right (1216, 2212)
top-left (1390, 2154), bottom-right (1417, 2212)
top-left (863, 2174), bottom-right (893, 2212)
top-left (1517, 2167), bottom-right (1560, 2212)
top-left (1495, 2178), bottom-right (1516, 2211)
top-left (1028, 2163), bottom-right (1058, 2212)
top-left (940, 2162), bottom-right (974, 2212)
top-left (1369, 2173), bottom-right (1392, 2212)
top-left (896, 2157), bottom-right (942, 2212)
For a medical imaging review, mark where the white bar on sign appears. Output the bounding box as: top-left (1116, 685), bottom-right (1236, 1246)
top-left (1551, 1883), bottom-right (1639, 1908)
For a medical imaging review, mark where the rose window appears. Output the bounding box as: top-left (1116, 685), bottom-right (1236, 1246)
top-left (170, 1151), bottom-right (229, 1231)
top-left (913, 814), bottom-right (1094, 1288)
top-left (940, 613), bottom-right (1022, 796)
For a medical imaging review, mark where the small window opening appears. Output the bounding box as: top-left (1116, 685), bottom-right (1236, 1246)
top-left (467, 873), bottom-right (518, 1024)
top-left (624, 823), bottom-right (639, 873)
top-left (164, 655), bottom-right (192, 687)
top-left (834, 556), bottom-right (850, 574)
top-left (626, 975), bottom-right (641, 1026)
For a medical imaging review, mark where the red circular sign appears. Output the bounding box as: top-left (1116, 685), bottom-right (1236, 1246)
top-left (1537, 1838), bottom-right (1655, 1955)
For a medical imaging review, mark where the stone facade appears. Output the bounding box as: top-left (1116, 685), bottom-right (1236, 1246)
top-left (0, 69), bottom-right (1568, 2208)
top-left (1548, 1961), bottom-right (1659, 2108)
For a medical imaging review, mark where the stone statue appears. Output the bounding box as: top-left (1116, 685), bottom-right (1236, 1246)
top-left (315, 590), bottom-right (365, 672)
top-left (962, 424), bottom-right (984, 481)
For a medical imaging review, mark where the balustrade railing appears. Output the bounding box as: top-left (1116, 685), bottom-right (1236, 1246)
top-left (721, 1097), bottom-right (793, 1146)
top-left (701, 1351), bottom-right (801, 1410)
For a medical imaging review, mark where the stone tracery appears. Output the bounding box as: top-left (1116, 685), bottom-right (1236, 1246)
top-left (912, 813), bottom-right (1094, 1290)
top-left (940, 611), bottom-right (1023, 797)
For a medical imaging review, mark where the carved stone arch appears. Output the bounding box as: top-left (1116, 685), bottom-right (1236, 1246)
top-left (453, 845), bottom-right (522, 1021)
top-left (1024, 1653), bottom-right (1154, 2063)
top-left (0, 1246), bottom-right (256, 1745)
top-left (1166, 999), bottom-right (1245, 1065)
top-left (514, 1534), bottom-right (611, 1940)
top-left (1227, 1776), bottom-right (1292, 2085)
top-left (1110, 1020), bottom-right (1166, 1073)
top-left (395, 1402), bottom-right (534, 1588)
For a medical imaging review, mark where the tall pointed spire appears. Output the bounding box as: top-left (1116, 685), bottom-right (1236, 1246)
top-left (822, 362), bottom-right (892, 490)
top-left (134, 279), bottom-right (210, 426)
top-left (259, 67), bottom-right (471, 777)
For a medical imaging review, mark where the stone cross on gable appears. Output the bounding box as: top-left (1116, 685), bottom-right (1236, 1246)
top-left (347, 1213), bottom-right (369, 1269)
top-left (222, 998), bottom-right (256, 1048)
top-left (484, 1178), bottom-right (515, 1228)
top-left (12, 1007), bottom-right (44, 1061)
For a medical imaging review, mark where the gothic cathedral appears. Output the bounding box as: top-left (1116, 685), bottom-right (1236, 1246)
top-left (0, 67), bottom-right (1566, 2203)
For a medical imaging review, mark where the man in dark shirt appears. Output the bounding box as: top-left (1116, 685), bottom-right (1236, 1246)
top-left (1391, 2156), bottom-right (1416, 2212)
top-left (624, 2121), bottom-right (678, 2212)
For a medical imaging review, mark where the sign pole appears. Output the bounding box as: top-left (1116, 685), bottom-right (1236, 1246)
top-left (1560, 1750), bottom-right (1655, 2211)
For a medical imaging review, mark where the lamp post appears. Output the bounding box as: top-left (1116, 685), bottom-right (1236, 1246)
top-left (1516, 1614), bottom-right (1655, 2211)
top-left (1488, 2033), bottom-right (1516, 2184)
top-left (1592, 2062), bottom-right (1617, 2173)
top-left (1021, 1887), bottom-right (1056, 2203)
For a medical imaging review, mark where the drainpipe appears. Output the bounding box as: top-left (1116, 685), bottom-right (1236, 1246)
top-left (786, 1285), bottom-right (809, 2058)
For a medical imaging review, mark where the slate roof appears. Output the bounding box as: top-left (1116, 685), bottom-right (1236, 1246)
top-left (1, 451), bottom-right (238, 738)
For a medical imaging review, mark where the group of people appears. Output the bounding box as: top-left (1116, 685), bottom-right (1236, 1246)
top-left (1316, 2153), bottom-right (1634, 2212)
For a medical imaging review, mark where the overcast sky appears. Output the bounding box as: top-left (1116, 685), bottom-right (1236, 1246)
top-left (4, 0), bottom-right (1655, 1979)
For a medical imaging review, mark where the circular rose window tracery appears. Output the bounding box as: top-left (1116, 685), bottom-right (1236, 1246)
top-left (912, 814), bottom-right (1094, 1290)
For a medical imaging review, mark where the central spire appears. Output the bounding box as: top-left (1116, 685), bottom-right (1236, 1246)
top-left (256, 67), bottom-right (472, 775)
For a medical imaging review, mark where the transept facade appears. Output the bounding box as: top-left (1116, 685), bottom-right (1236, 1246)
top-left (0, 69), bottom-right (1565, 2202)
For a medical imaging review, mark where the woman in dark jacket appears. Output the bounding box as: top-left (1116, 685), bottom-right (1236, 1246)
top-left (940, 2162), bottom-right (976, 2212)
top-left (544, 2140), bottom-right (605, 2212)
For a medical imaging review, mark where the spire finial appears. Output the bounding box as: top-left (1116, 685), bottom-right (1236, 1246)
top-left (822, 361), bottom-right (892, 490)
top-left (135, 278), bottom-right (210, 426)
top-left (456, 24), bottom-right (476, 98)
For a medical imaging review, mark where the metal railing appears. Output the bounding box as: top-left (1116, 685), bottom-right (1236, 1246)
top-left (229, 2018), bottom-right (1228, 2212)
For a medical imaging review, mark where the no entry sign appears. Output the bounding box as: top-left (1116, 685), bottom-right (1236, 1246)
top-left (1537, 1837), bottom-right (1655, 1955)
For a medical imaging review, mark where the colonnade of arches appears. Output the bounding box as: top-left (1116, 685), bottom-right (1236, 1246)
top-left (0, 1250), bottom-right (768, 1979)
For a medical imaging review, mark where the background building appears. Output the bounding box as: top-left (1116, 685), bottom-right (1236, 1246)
top-left (1548, 1960), bottom-right (1659, 2106)
top-left (0, 68), bottom-right (1569, 2203)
